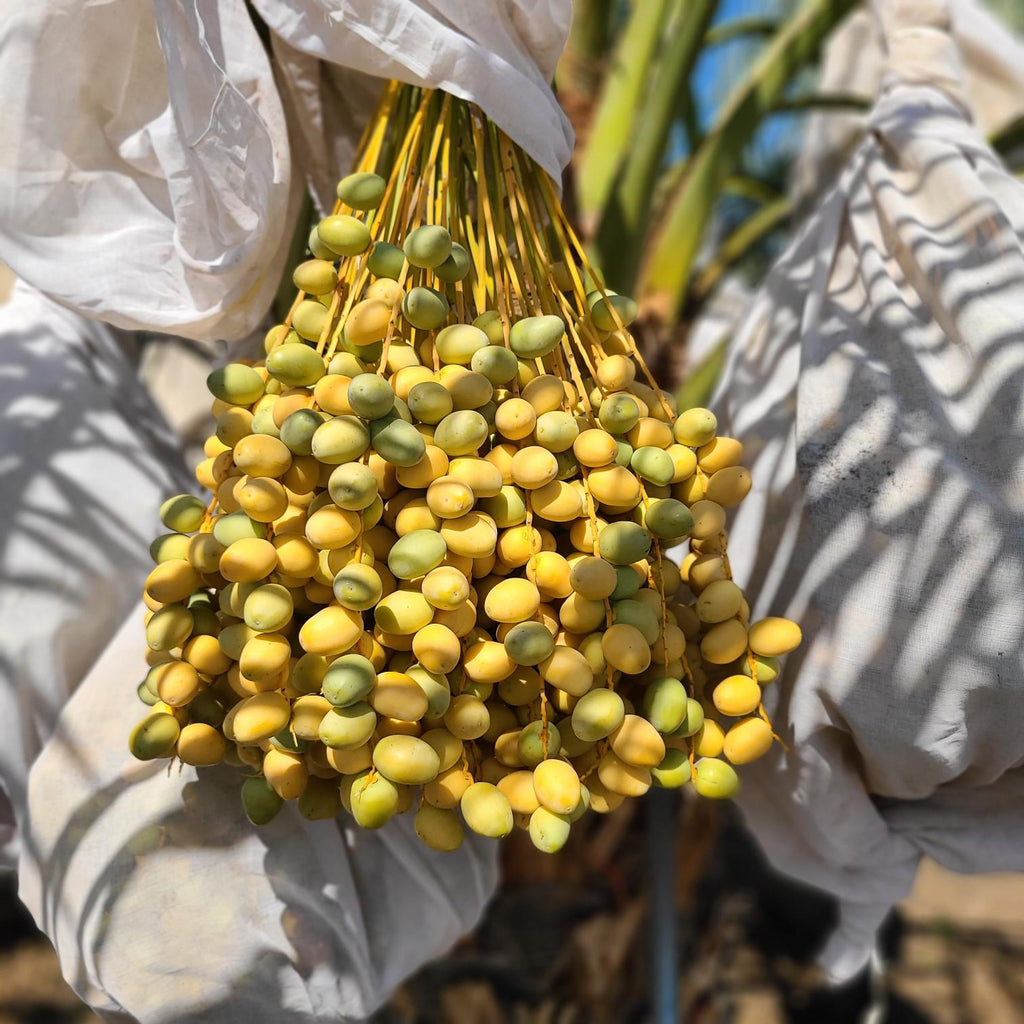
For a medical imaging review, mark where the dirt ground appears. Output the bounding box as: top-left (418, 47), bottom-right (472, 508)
top-left (3, 798), bottom-right (1023, 1024)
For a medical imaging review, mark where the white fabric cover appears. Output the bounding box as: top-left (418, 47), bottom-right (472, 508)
top-left (0, 1), bottom-right (301, 342)
top-left (0, 281), bottom-right (191, 866)
top-left (21, 615), bottom-right (497, 1024)
top-left (0, 6), bottom-right (567, 1015)
top-left (0, 280), bottom-right (500, 1021)
top-left (0, 0), bottom-right (572, 341)
top-left (713, 0), bottom-right (1024, 981)
top-left (791, 0), bottom-right (1024, 201)
top-left (254, 0), bottom-right (573, 213)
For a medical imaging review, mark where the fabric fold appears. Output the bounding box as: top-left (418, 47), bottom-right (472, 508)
top-left (712, 45), bottom-right (1024, 977)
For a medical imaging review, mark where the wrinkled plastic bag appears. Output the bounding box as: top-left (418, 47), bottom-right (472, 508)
top-left (0, 0), bottom-right (572, 342)
top-left (0, 280), bottom-right (501, 1021)
top-left (711, 0), bottom-right (1024, 981)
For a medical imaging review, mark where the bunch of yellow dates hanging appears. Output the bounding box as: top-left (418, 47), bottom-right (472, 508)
top-left (132, 84), bottom-right (801, 853)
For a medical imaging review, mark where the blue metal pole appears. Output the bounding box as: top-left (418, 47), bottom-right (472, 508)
top-left (648, 787), bottom-right (679, 1024)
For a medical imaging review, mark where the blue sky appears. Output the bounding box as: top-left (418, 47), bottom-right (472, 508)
top-left (688, 0), bottom-right (804, 175)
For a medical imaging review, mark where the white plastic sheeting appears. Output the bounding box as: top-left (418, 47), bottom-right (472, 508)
top-left (0, 280), bottom-right (501, 1022)
top-left (709, 0), bottom-right (1024, 981)
top-left (0, 0), bottom-right (572, 341)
